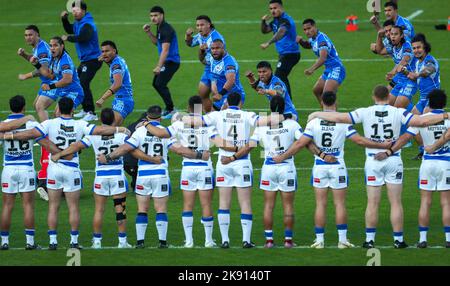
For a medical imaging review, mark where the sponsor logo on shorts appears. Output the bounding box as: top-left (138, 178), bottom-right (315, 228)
top-left (2, 183), bottom-right (8, 188)
top-left (339, 176), bottom-right (346, 184)
top-left (447, 177), bottom-right (450, 185)
top-left (396, 172), bottom-right (403, 180)
top-left (217, 177), bottom-right (225, 182)
top-left (181, 180), bottom-right (189, 186)
top-left (136, 185), bottom-right (144, 190)
top-left (243, 174), bottom-right (251, 182)
top-left (94, 184), bottom-right (101, 189)
top-left (420, 180), bottom-right (428, 185)
top-left (261, 180), bottom-right (270, 186)
top-left (48, 179), bottom-right (56, 185)
top-left (287, 179), bottom-right (295, 187)
top-left (161, 184), bottom-right (168, 192)
top-left (118, 180), bottom-right (125, 188)
top-left (205, 177), bottom-right (212, 185)
top-left (314, 178), bottom-right (320, 183)
top-left (74, 178), bottom-right (81, 186)
top-left (29, 178), bottom-right (35, 186)
top-left (367, 176), bottom-right (376, 182)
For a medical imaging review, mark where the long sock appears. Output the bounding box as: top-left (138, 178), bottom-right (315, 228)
top-left (366, 228), bottom-right (376, 242)
top-left (135, 212), bottom-right (148, 242)
top-left (201, 216), bottom-right (214, 244)
top-left (70, 230), bottom-right (79, 244)
top-left (155, 213), bottom-right (168, 241)
top-left (48, 230), bottom-right (57, 244)
top-left (1, 231), bottom-right (9, 245)
top-left (93, 233), bottom-right (102, 243)
top-left (337, 224), bottom-right (348, 243)
top-left (285, 229), bottom-right (293, 241)
top-left (218, 209), bottom-right (230, 244)
top-left (118, 232), bottom-right (127, 244)
top-left (241, 213), bottom-right (253, 243)
top-left (419, 226), bottom-right (428, 242)
top-left (393, 231), bottom-right (404, 242)
top-left (264, 230), bottom-right (273, 241)
top-left (445, 226), bottom-right (450, 242)
top-left (315, 227), bottom-right (325, 243)
top-left (25, 229), bottom-right (35, 245)
top-left (182, 211), bottom-right (194, 243)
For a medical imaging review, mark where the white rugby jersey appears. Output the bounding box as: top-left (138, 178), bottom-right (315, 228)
top-left (303, 117), bottom-right (357, 161)
top-left (125, 122), bottom-right (175, 171)
top-left (2, 114), bottom-right (40, 167)
top-left (407, 110), bottom-right (450, 160)
top-left (36, 117), bottom-right (96, 168)
top-left (349, 105), bottom-right (413, 156)
top-left (167, 117), bottom-right (218, 164)
top-left (203, 107), bottom-right (259, 157)
top-left (250, 119), bottom-right (302, 164)
top-left (81, 133), bottom-right (128, 173)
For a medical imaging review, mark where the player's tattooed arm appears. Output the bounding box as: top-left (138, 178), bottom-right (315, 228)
top-left (49, 141), bottom-right (84, 162)
top-left (375, 30), bottom-right (387, 55)
top-left (306, 141), bottom-right (337, 163)
top-left (170, 143), bottom-right (210, 161)
top-left (0, 115), bottom-right (35, 133)
top-left (198, 45), bottom-right (207, 65)
top-left (349, 133), bottom-right (392, 149)
top-left (92, 125), bottom-right (131, 136)
top-left (273, 136), bottom-right (312, 163)
top-left (244, 70), bottom-right (259, 90)
top-left (98, 144), bottom-right (133, 164)
top-left (374, 133), bottom-right (413, 161)
top-left (144, 122), bottom-right (171, 138)
top-left (185, 28), bottom-right (194, 46)
top-left (408, 113), bottom-right (450, 128)
top-left (220, 142), bottom-right (255, 165)
top-left (296, 36), bottom-right (311, 49)
top-left (307, 112), bottom-right (352, 124)
top-left (129, 149), bottom-right (163, 164)
top-left (17, 48), bottom-right (32, 61)
top-left (261, 15), bottom-right (272, 34)
top-left (425, 128), bottom-right (450, 154)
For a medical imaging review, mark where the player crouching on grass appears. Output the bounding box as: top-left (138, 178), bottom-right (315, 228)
top-left (51, 108), bottom-right (161, 249)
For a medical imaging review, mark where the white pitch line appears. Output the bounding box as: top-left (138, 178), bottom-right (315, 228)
top-left (4, 245), bottom-right (445, 250)
top-left (0, 18), bottom-right (440, 27)
top-left (406, 10), bottom-right (424, 21)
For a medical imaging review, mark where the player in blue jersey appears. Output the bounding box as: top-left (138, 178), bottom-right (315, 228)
top-left (143, 6), bottom-right (180, 119)
top-left (385, 26), bottom-right (417, 109)
top-left (245, 61), bottom-right (298, 120)
top-left (384, 1), bottom-right (414, 41)
top-left (260, 0), bottom-right (300, 98)
top-left (17, 25), bottom-right (54, 122)
top-left (39, 37), bottom-right (85, 114)
top-left (297, 19), bottom-right (346, 106)
top-left (209, 39), bottom-right (245, 110)
top-left (96, 41), bottom-right (134, 126)
top-left (371, 19), bottom-right (395, 57)
top-left (407, 34), bottom-right (440, 115)
top-left (185, 15), bottom-right (225, 109)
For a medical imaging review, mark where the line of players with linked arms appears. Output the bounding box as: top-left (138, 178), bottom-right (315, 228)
top-left (1, 1), bottom-right (447, 250)
top-left (0, 85), bottom-right (448, 251)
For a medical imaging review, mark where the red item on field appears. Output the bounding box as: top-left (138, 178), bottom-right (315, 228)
top-left (346, 15), bottom-right (359, 32)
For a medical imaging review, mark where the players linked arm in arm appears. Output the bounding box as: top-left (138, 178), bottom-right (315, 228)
top-left (424, 128), bottom-right (450, 154)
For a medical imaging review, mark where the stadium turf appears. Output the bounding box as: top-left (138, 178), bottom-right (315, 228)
top-left (0, 0), bottom-right (449, 266)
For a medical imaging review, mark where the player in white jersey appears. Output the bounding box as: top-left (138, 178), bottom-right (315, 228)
top-left (98, 105), bottom-right (210, 249)
top-left (144, 96), bottom-right (235, 248)
top-left (425, 129), bottom-right (450, 154)
top-left (199, 92), bottom-right (260, 248)
top-left (274, 92), bottom-right (391, 249)
top-left (247, 96), bottom-right (302, 248)
top-left (51, 108), bottom-right (158, 249)
top-left (308, 85), bottom-right (450, 249)
top-left (372, 90), bottom-right (450, 248)
top-left (0, 96), bottom-right (60, 251)
top-left (6, 97), bottom-right (130, 250)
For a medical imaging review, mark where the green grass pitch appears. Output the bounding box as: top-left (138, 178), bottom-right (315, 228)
top-left (0, 0), bottom-right (449, 266)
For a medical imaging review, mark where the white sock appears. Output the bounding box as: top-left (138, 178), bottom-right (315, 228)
top-left (366, 228), bottom-right (376, 242)
top-left (156, 213), bottom-right (168, 241)
top-left (445, 226), bottom-right (450, 242)
top-left (393, 232), bottom-right (404, 242)
top-left (419, 226), bottom-right (428, 242)
top-left (218, 210), bottom-right (230, 243)
top-left (182, 212), bottom-right (194, 243)
top-left (337, 224), bottom-right (348, 243)
top-left (135, 213), bottom-right (148, 241)
top-left (70, 230), bottom-right (79, 244)
top-left (315, 227), bottom-right (325, 243)
top-left (1, 231), bottom-right (9, 245)
top-left (201, 217), bottom-right (214, 243)
top-left (25, 229), bottom-right (35, 245)
top-left (93, 233), bottom-right (102, 243)
top-left (241, 214), bottom-right (253, 243)
top-left (118, 232), bottom-right (127, 244)
top-left (48, 230), bottom-right (57, 244)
